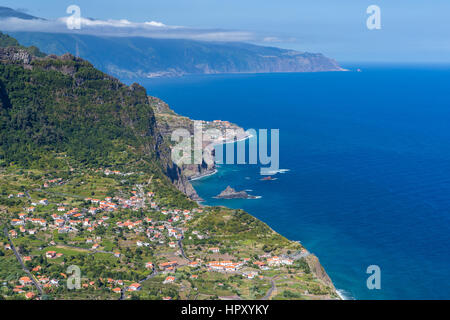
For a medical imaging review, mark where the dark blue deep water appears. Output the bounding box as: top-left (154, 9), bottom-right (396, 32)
top-left (133, 65), bottom-right (450, 299)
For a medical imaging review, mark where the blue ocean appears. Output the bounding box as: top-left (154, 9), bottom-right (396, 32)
top-left (132, 65), bottom-right (450, 299)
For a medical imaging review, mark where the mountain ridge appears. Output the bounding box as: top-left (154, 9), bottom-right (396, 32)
top-left (0, 6), bottom-right (344, 79)
top-left (0, 6), bottom-right (41, 20)
top-left (8, 32), bottom-right (344, 79)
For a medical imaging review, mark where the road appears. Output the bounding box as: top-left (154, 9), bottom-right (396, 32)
top-left (259, 251), bottom-right (311, 300)
top-left (171, 226), bottom-right (191, 262)
top-left (177, 238), bottom-right (191, 262)
top-left (261, 277), bottom-right (277, 300)
top-left (119, 268), bottom-right (158, 300)
top-left (3, 227), bottom-right (44, 297)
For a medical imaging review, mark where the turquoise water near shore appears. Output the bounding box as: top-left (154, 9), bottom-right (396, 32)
top-left (131, 65), bottom-right (450, 299)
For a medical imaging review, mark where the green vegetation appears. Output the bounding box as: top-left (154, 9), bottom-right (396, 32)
top-left (0, 31), bottom-right (45, 57)
top-left (0, 34), bottom-right (338, 300)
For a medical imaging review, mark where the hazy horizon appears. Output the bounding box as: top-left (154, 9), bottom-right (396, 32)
top-left (1, 1), bottom-right (450, 63)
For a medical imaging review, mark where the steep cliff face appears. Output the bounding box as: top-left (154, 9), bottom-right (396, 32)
top-left (0, 36), bottom-right (196, 201)
top-left (149, 96), bottom-right (235, 183)
top-left (306, 254), bottom-right (335, 289)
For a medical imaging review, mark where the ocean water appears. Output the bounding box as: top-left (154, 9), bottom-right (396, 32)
top-left (133, 65), bottom-right (450, 300)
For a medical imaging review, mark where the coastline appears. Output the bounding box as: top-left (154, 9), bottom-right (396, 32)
top-left (188, 168), bottom-right (218, 181)
top-left (187, 132), bottom-right (254, 182)
top-left (188, 131), bottom-right (341, 299)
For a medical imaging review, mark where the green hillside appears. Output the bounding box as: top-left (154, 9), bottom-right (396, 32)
top-left (0, 34), bottom-right (338, 301)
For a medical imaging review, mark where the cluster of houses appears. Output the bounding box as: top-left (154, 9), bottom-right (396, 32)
top-left (250, 255), bottom-right (294, 271)
top-left (206, 260), bottom-right (246, 272)
top-left (4, 177), bottom-right (303, 300)
top-left (13, 276), bottom-right (37, 299)
top-left (8, 190), bottom-right (160, 236)
top-left (211, 120), bottom-right (233, 128)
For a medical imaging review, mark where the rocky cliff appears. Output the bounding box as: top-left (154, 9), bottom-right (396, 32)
top-left (149, 96), bottom-right (244, 183)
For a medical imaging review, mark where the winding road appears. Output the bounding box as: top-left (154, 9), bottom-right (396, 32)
top-left (3, 227), bottom-right (44, 297)
top-left (119, 268), bottom-right (159, 300)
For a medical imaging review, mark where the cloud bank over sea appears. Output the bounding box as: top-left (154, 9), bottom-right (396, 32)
top-left (0, 15), bottom-right (283, 43)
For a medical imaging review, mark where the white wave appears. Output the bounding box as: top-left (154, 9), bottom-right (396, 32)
top-left (336, 289), bottom-right (355, 300)
top-left (260, 168), bottom-right (290, 175)
top-left (189, 169), bottom-right (218, 181)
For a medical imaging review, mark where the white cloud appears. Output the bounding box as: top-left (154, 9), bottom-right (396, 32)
top-left (0, 16), bottom-right (258, 42)
top-left (144, 21), bottom-right (167, 28)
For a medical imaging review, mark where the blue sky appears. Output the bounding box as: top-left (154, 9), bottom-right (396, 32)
top-left (2, 0), bottom-right (450, 63)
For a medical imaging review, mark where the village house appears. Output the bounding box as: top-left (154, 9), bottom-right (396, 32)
top-left (163, 276), bottom-right (175, 284)
top-left (159, 261), bottom-right (178, 270)
top-left (281, 258), bottom-right (294, 265)
top-left (267, 256), bottom-right (293, 266)
top-left (25, 292), bottom-right (36, 299)
top-left (18, 213), bottom-right (27, 219)
top-left (19, 276), bottom-right (32, 286)
top-left (267, 256), bottom-right (280, 266)
top-left (112, 287), bottom-right (121, 294)
top-left (54, 219), bottom-right (65, 227)
top-left (30, 218), bottom-right (46, 227)
top-left (39, 276), bottom-right (49, 284)
top-left (11, 219), bottom-right (24, 226)
top-left (127, 283), bottom-right (141, 291)
top-left (207, 260), bottom-right (244, 272)
top-left (243, 271), bottom-right (258, 279)
top-left (32, 266), bottom-right (41, 272)
top-left (46, 251), bottom-right (57, 259)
